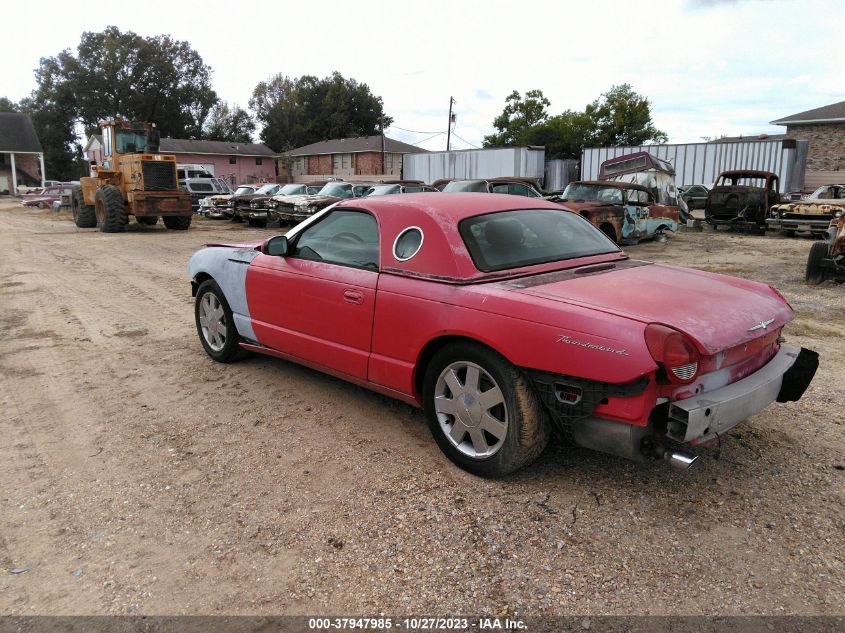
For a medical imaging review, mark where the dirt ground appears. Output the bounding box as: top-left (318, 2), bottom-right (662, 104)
top-left (0, 199), bottom-right (842, 617)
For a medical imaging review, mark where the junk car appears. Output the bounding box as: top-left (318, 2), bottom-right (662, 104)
top-left (767, 184), bottom-right (845, 237)
top-left (442, 178), bottom-right (544, 198)
top-left (188, 193), bottom-right (817, 477)
top-left (705, 170), bottom-right (780, 232)
top-left (547, 180), bottom-right (679, 245)
top-left (599, 152), bottom-right (690, 221)
top-left (271, 181), bottom-right (377, 225)
top-left (805, 215), bottom-right (845, 284)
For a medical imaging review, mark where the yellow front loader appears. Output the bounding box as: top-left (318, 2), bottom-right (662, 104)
top-left (72, 119), bottom-right (192, 232)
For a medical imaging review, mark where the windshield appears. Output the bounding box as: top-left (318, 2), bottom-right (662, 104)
top-left (279, 184), bottom-right (307, 195)
top-left (460, 209), bottom-right (620, 272)
top-left (367, 185), bottom-right (401, 196)
top-left (443, 180), bottom-right (488, 193)
top-left (318, 183), bottom-right (353, 198)
top-left (115, 129), bottom-right (155, 154)
top-left (810, 186), bottom-right (845, 199)
top-left (234, 186), bottom-right (255, 195)
top-left (255, 184), bottom-right (280, 195)
top-left (561, 183), bottom-right (624, 204)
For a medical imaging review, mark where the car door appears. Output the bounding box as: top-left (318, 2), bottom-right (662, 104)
top-left (246, 208), bottom-right (380, 380)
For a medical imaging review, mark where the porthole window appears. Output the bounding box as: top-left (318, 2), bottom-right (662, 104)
top-left (393, 226), bottom-right (424, 262)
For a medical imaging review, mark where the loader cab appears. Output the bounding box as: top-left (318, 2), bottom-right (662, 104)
top-left (100, 120), bottom-right (161, 168)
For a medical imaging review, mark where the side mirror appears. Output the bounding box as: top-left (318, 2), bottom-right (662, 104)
top-left (265, 235), bottom-right (288, 256)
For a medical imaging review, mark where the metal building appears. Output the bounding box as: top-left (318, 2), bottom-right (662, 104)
top-left (403, 146), bottom-right (545, 184)
top-left (581, 138), bottom-right (808, 192)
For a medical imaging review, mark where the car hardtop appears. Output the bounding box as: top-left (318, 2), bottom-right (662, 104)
top-left (299, 192), bottom-right (626, 282)
top-left (714, 170), bottom-right (779, 186)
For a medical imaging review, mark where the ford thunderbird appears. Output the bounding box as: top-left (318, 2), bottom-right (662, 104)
top-left (188, 193), bottom-right (818, 477)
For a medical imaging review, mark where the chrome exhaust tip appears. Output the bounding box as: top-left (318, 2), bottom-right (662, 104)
top-left (665, 451), bottom-right (700, 470)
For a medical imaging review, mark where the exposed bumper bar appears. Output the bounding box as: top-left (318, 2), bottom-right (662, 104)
top-left (668, 345), bottom-right (818, 445)
top-left (766, 217), bottom-right (831, 231)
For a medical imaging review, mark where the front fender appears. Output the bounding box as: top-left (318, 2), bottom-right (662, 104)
top-left (188, 247), bottom-right (261, 341)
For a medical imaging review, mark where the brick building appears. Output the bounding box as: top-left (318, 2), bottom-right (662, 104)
top-left (85, 135), bottom-right (278, 186)
top-left (282, 135), bottom-right (428, 182)
top-left (0, 113), bottom-right (45, 194)
top-left (772, 100), bottom-right (845, 189)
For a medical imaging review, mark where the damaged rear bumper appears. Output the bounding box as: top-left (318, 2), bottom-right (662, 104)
top-left (667, 345), bottom-right (818, 445)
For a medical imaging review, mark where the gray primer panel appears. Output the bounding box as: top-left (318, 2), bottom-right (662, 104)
top-left (188, 247), bottom-right (260, 341)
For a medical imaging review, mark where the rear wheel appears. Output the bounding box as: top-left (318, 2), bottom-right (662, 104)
top-left (163, 215), bottom-right (192, 230)
top-left (95, 185), bottom-right (127, 233)
top-left (71, 186), bottom-right (96, 228)
top-left (194, 280), bottom-right (249, 363)
top-left (136, 216), bottom-right (158, 226)
top-left (423, 342), bottom-right (550, 477)
top-left (599, 223), bottom-right (617, 243)
top-left (805, 241), bottom-right (829, 285)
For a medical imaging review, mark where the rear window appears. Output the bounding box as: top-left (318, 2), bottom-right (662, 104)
top-left (459, 209), bottom-right (620, 272)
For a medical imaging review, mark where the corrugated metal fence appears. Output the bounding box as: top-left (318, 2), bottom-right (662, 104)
top-left (581, 140), bottom-right (808, 192)
top-left (403, 147), bottom-right (545, 184)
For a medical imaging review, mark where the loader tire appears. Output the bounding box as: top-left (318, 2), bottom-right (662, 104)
top-left (71, 186), bottom-right (96, 228)
top-left (95, 185), bottom-right (127, 233)
top-left (163, 215), bottom-right (192, 230)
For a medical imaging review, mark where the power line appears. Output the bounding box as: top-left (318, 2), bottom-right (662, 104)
top-left (409, 132), bottom-right (445, 146)
top-left (388, 124), bottom-right (443, 135)
top-left (450, 130), bottom-right (481, 149)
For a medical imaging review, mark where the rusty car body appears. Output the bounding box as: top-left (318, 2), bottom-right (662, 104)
top-left (767, 184), bottom-right (845, 236)
top-left (599, 152), bottom-right (690, 221)
top-left (705, 170), bottom-right (780, 232)
top-left (188, 193), bottom-right (817, 477)
top-left (206, 184), bottom-right (256, 219)
top-left (547, 180), bottom-right (679, 245)
top-left (271, 181), bottom-right (377, 224)
top-left (805, 215), bottom-right (845, 284)
top-left (21, 184), bottom-right (72, 208)
top-left (231, 183), bottom-right (282, 223)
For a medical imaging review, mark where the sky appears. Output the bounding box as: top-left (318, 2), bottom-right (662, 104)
top-left (2, 0), bottom-right (843, 151)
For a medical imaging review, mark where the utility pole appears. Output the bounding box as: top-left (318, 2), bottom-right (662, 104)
top-left (446, 96), bottom-right (455, 152)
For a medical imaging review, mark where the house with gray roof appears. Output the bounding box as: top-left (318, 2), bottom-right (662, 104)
top-left (772, 100), bottom-right (845, 189)
top-left (283, 134), bottom-right (429, 180)
top-left (0, 113), bottom-right (45, 194)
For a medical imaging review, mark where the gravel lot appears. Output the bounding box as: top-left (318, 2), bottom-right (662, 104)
top-left (0, 200), bottom-right (842, 617)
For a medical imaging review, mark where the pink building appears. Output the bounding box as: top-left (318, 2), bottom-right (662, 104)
top-left (85, 135), bottom-right (278, 186)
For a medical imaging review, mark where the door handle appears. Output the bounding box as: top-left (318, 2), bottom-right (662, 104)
top-left (343, 289), bottom-right (364, 305)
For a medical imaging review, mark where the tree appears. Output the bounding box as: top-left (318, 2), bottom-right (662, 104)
top-left (482, 89), bottom-right (550, 147)
top-left (0, 97), bottom-right (16, 112)
top-left (482, 84), bottom-right (666, 159)
top-left (584, 84), bottom-right (667, 147)
top-left (203, 102), bottom-right (255, 143)
top-left (249, 72), bottom-right (392, 152)
top-left (66, 27), bottom-right (217, 138)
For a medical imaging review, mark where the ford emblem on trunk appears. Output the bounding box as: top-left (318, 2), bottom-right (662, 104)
top-left (747, 318), bottom-right (775, 332)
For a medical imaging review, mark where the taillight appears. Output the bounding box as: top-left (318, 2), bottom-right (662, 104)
top-left (644, 324), bottom-right (700, 385)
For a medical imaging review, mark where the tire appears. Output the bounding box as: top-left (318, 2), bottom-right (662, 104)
top-left (805, 241), bottom-right (829, 285)
top-left (71, 186), bottom-right (97, 228)
top-left (136, 216), bottom-right (158, 226)
top-left (163, 215), bottom-right (192, 230)
top-left (95, 185), bottom-right (127, 233)
top-left (37, 201), bottom-right (46, 209)
top-left (248, 217), bottom-right (267, 228)
top-left (231, 213), bottom-right (244, 223)
top-left (422, 342), bottom-right (550, 477)
top-left (599, 223), bottom-right (617, 243)
top-left (782, 229), bottom-right (795, 238)
top-left (194, 279), bottom-right (249, 363)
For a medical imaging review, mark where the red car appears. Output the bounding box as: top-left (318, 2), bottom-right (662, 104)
top-left (22, 184), bottom-right (72, 208)
top-left (188, 194), bottom-right (818, 477)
